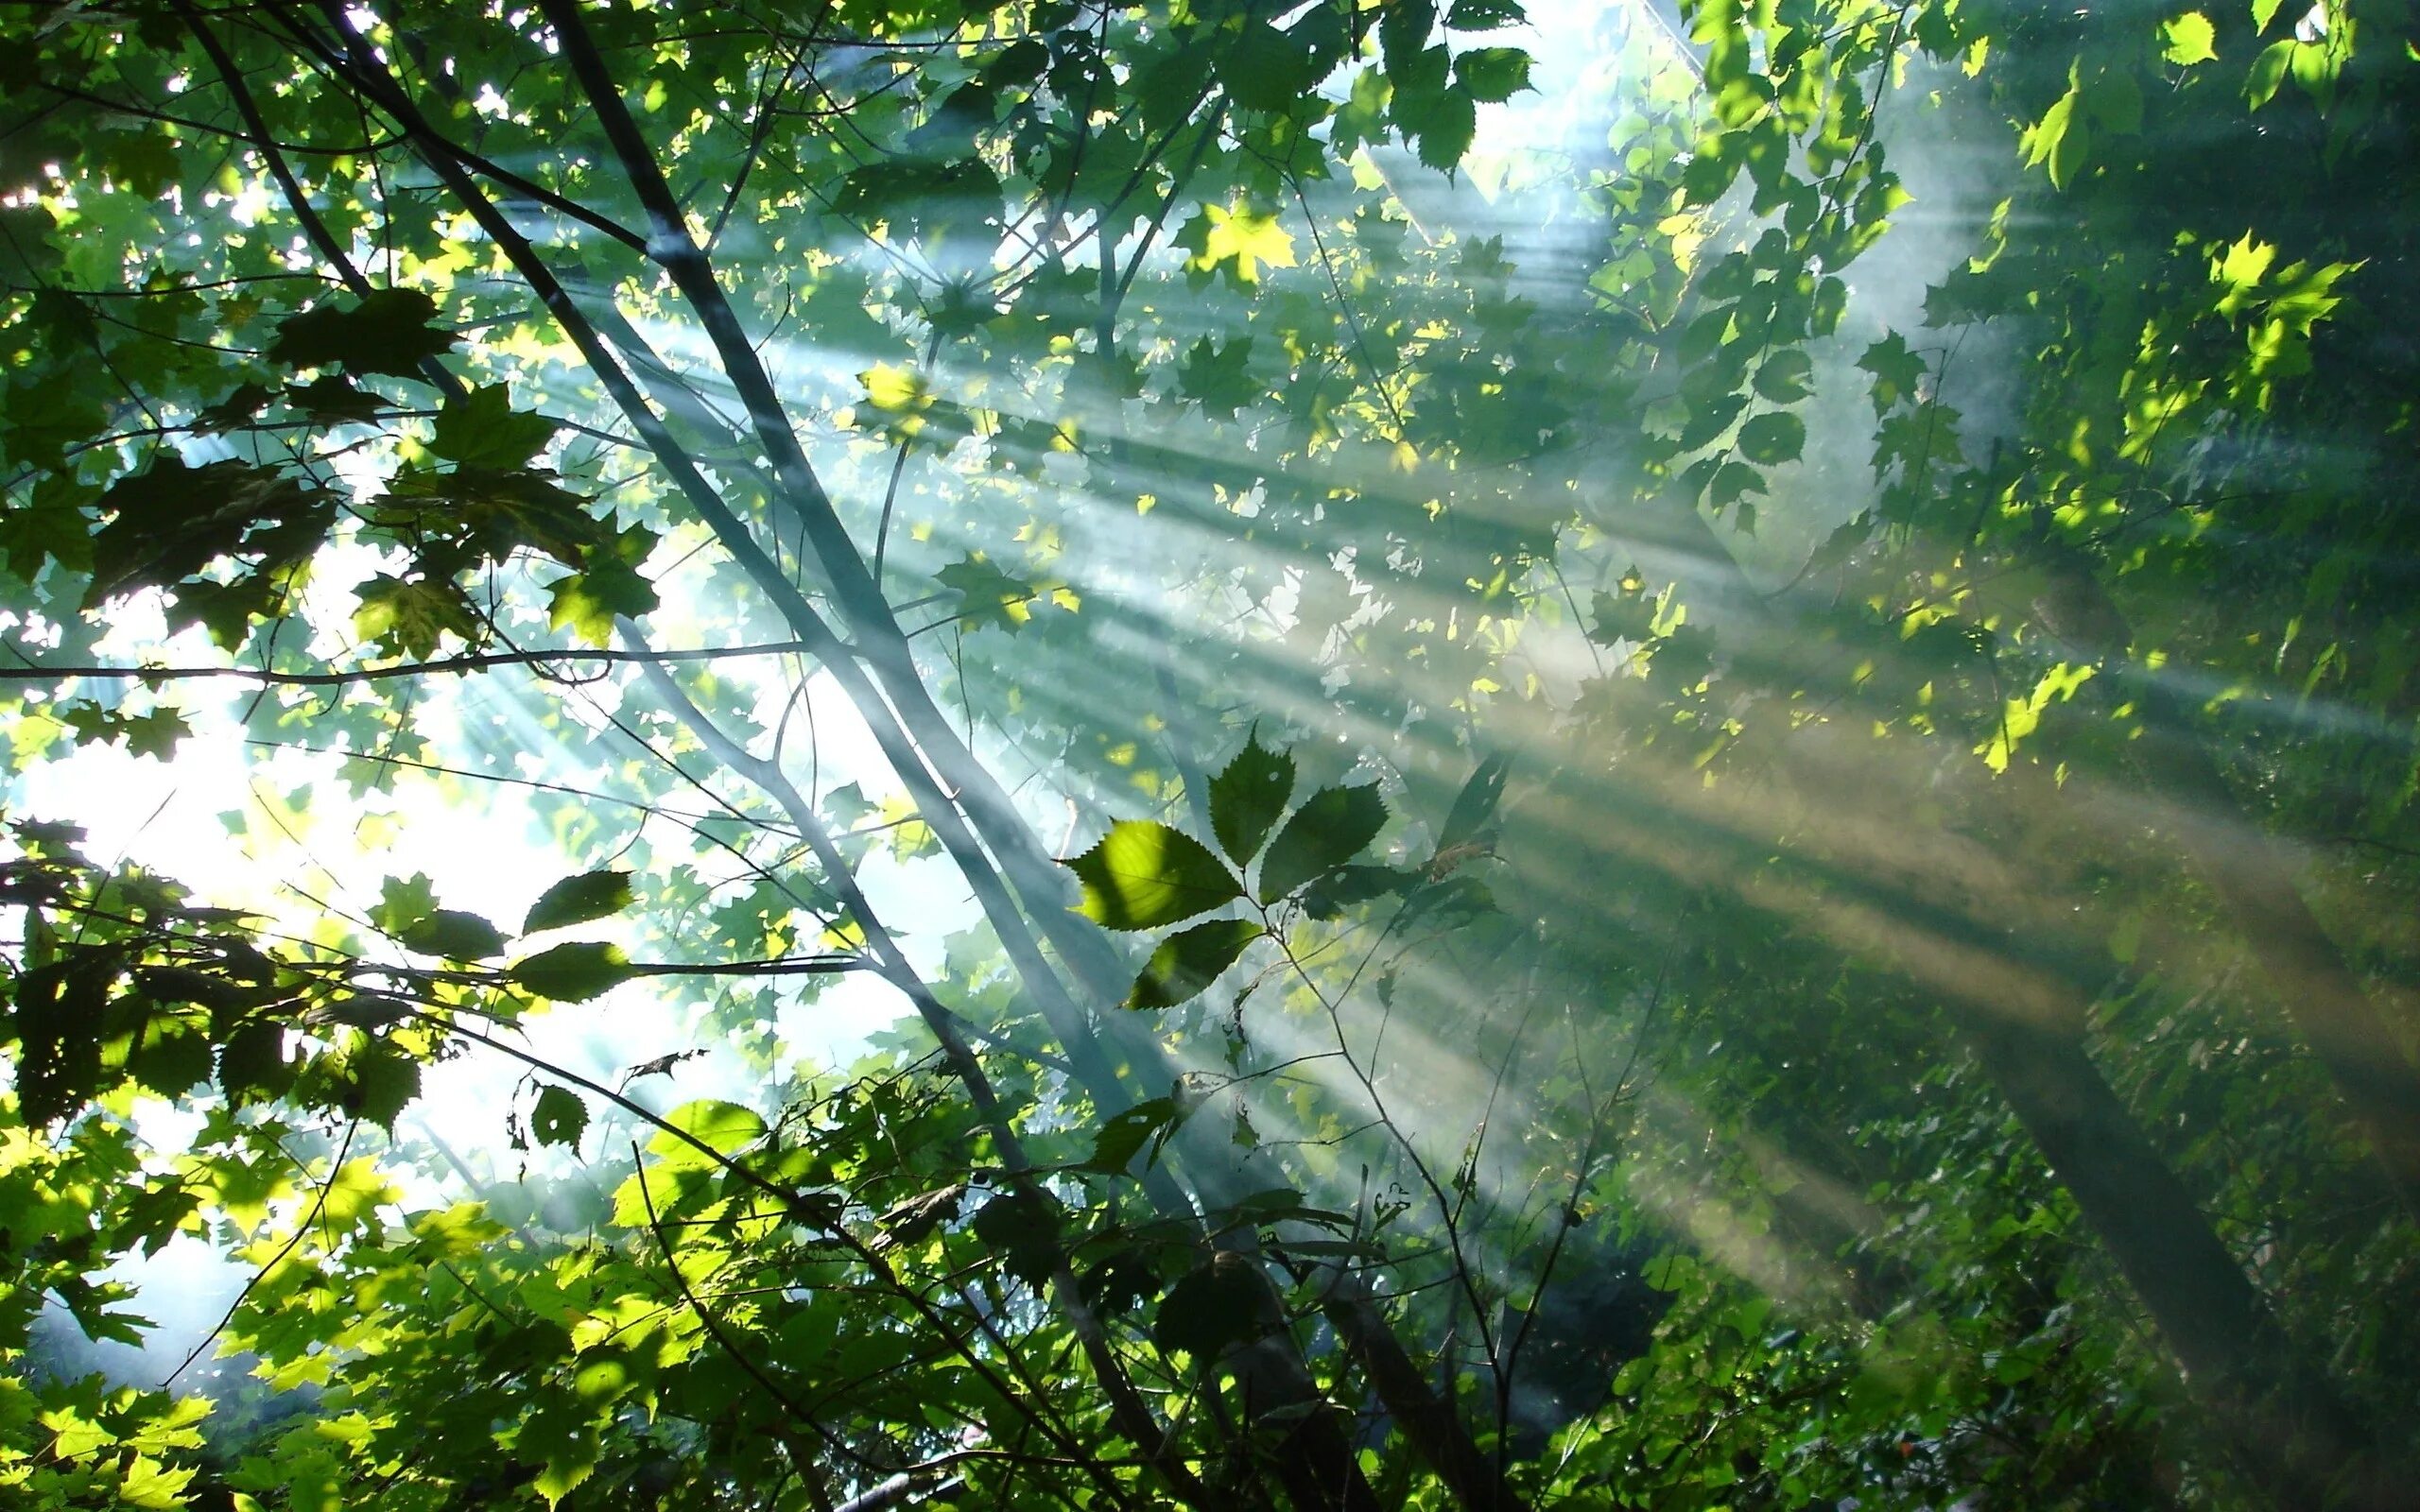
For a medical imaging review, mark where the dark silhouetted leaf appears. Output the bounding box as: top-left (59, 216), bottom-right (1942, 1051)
top-left (1209, 730), bottom-right (1296, 864)
top-left (524, 870), bottom-right (635, 935)
top-left (431, 383), bottom-right (557, 471)
top-left (531, 1085), bottom-right (589, 1149)
top-left (1154, 1252), bottom-right (1276, 1358)
top-left (268, 288), bottom-right (456, 378)
top-left (400, 908), bottom-right (508, 961)
top-left (1437, 753), bottom-right (1512, 851)
top-left (972, 1187), bottom-right (1061, 1287)
top-left (1257, 783), bottom-right (1388, 903)
top-left (510, 942), bottom-right (635, 1003)
top-left (1084, 1098), bottom-right (1180, 1173)
top-left (1128, 919), bottom-right (1262, 1008)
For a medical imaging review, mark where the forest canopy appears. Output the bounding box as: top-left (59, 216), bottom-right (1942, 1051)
top-left (2, 0), bottom-right (2416, 1509)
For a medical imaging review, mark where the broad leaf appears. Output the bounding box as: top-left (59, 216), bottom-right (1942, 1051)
top-left (1127, 919), bottom-right (1263, 1008)
top-left (1257, 783), bottom-right (1389, 903)
top-left (530, 1085), bottom-right (589, 1149)
top-left (268, 288), bottom-right (457, 378)
top-left (510, 942), bottom-right (636, 1003)
top-left (523, 870), bottom-right (635, 935)
top-left (399, 908), bottom-right (508, 961)
top-left (1064, 820), bottom-right (1243, 930)
top-left (1208, 731), bottom-right (1296, 864)
top-left (1437, 753), bottom-right (1512, 851)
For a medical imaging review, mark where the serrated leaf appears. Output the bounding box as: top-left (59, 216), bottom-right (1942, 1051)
top-left (400, 908), bottom-right (508, 961)
top-left (268, 288), bottom-right (456, 378)
top-left (1737, 411), bottom-right (1805, 465)
top-left (1154, 1254), bottom-right (1274, 1358)
top-left (1258, 783), bottom-right (1389, 903)
top-left (1064, 820), bottom-right (1243, 930)
top-left (1445, 0), bottom-right (1526, 29)
top-left (1208, 731), bottom-right (1296, 863)
top-left (531, 1085), bottom-right (589, 1149)
top-left (649, 1099), bottom-right (766, 1168)
top-left (1437, 753), bottom-right (1512, 851)
top-left (936, 551), bottom-right (1036, 633)
top-left (430, 383), bottom-right (556, 471)
top-left (1128, 919), bottom-right (1263, 1008)
top-left (524, 870), bottom-right (635, 935)
top-left (510, 942), bottom-right (635, 1003)
top-left (1413, 84), bottom-right (1478, 172)
top-left (972, 1187), bottom-right (1061, 1286)
top-left (1753, 350), bottom-right (1814, 404)
top-left (1454, 46), bottom-right (1531, 103)
top-left (1084, 1098), bottom-right (1179, 1173)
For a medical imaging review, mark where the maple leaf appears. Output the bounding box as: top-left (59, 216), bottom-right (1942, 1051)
top-left (935, 551), bottom-right (1036, 633)
top-left (1188, 203), bottom-right (1298, 286)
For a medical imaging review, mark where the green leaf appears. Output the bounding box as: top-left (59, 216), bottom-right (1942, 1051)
top-left (650, 1099), bottom-right (766, 1168)
top-left (1437, 753), bottom-right (1512, 851)
top-left (1208, 730), bottom-right (1296, 864)
top-left (372, 873), bottom-right (441, 936)
top-left (546, 560), bottom-right (659, 647)
top-left (2245, 39), bottom-right (2293, 109)
top-left (1084, 1098), bottom-right (1179, 1173)
top-left (1154, 1255), bottom-right (1274, 1358)
top-left (268, 288), bottom-right (457, 379)
top-left (972, 1187), bottom-right (1062, 1287)
top-left (1258, 783), bottom-right (1389, 903)
top-left (1179, 335), bottom-right (1259, 421)
top-left (1737, 411), bottom-right (1805, 466)
top-left (1413, 84), bottom-right (1479, 172)
top-left (343, 1038), bottom-right (421, 1130)
top-left (530, 1086), bottom-right (589, 1149)
top-left (399, 908), bottom-right (508, 961)
top-left (1445, 0), bottom-right (1526, 29)
top-left (430, 384), bottom-right (557, 471)
top-left (1299, 864), bottom-right (1420, 919)
top-left (1128, 919), bottom-right (1264, 1008)
top-left (1064, 820), bottom-right (1244, 930)
top-left (936, 551), bottom-right (1037, 633)
top-left (354, 574), bottom-right (477, 660)
top-left (523, 870), bottom-right (635, 935)
top-left (510, 942), bottom-right (636, 1002)
top-left (1218, 21), bottom-right (1318, 114)
top-left (1454, 47), bottom-right (1531, 103)
top-left (1752, 349), bottom-right (1815, 404)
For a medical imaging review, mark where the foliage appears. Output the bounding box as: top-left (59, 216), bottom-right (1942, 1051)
top-left (2, 0), bottom-right (2417, 1509)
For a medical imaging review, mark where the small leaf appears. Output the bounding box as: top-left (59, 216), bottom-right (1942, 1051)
top-left (1084, 1098), bottom-right (1179, 1173)
top-left (1413, 84), bottom-right (1479, 172)
top-left (1437, 753), bottom-right (1512, 851)
top-left (1752, 350), bottom-right (1814, 404)
top-left (1208, 730), bottom-right (1296, 864)
top-left (524, 869), bottom-right (635, 935)
top-left (429, 384), bottom-right (556, 471)
top-left (531, 1086), bottom-right (589, 1149)
top-left (268, 288), bottom-right (456, 379)
top-left (1154, 1253), bottom-right (1275, 1358)
top-left (1737, 411), bottom-right (1805, 466)
top-left (972, 1187), bottom-right (1062, 1286)
top-left (1064, 820), bottom-right (1244, 930)
top-left (510, 942), bottom-right (636, 1003)
top-left (1128, 919), bottom-right (1264, 1009)
top-left (1454, 46), bottom-right (1531, 103)
top-left (1300, 864), bottom-right (1419, 920)
top-left (399, 909), bottom-right (508, 961)
top-left (1258, 783), bottom-right (1389, 904)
